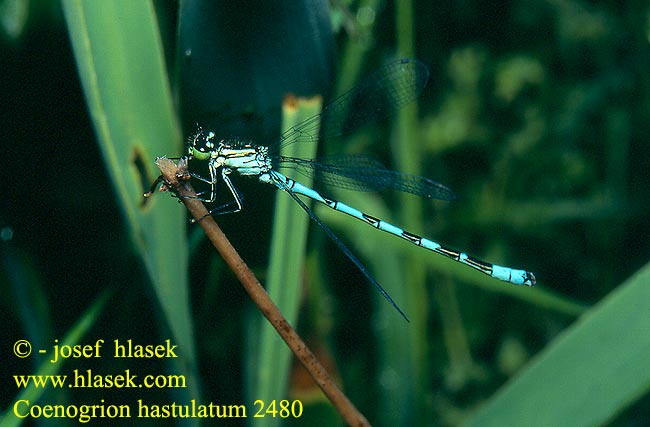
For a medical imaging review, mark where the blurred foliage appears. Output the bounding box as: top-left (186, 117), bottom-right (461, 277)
top-left (2, 0), bottom-right (650, 426)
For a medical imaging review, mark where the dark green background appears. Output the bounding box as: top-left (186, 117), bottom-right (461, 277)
top-left (2, 1), bottom-right (649, 426)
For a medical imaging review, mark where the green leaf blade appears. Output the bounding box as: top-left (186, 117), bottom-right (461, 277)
top-left (463, 263), bottom-right (650, 427)
top-left (247, 96), bottom-right (323, 425)
top-left (62, 0), bottom-right (198, 404)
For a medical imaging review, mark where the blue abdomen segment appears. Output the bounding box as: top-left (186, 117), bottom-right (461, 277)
top-left (264, 171), bottom-right (536, 287)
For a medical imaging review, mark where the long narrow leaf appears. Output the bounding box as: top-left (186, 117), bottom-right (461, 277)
top-left (248, 96), bottom-right (322, 426)
top-left (463, 262), bottom-right (650, 427)
top-left (62, 0), bottom-right (198, 403)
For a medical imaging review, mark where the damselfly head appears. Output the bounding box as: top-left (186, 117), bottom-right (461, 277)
top-left (188, 127), bottom-right (215, 161)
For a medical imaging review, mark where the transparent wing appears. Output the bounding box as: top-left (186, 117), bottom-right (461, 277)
top-left (278, 58), bottom-right (430, 148)
top-left (277, 154), bottom-right (456, 201)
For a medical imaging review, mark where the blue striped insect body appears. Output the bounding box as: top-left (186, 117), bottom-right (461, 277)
top-left (184, 59), bottom-right (536, 320)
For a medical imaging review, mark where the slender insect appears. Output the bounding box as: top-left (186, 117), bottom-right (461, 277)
top-left (158, 58), bottom-right (536, 320)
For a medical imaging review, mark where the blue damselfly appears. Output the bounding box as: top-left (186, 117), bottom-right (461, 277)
top-left (155, 58), bottom-right (536, 320)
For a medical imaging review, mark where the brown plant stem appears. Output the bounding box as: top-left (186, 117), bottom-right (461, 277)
top-left (150, 156), bottom-right (371, 427)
